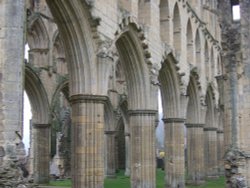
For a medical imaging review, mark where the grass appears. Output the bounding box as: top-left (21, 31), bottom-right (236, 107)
top-left (48, 170), bottom-right (225, 188)
top-left (48, 179), bottom-right (71, 187)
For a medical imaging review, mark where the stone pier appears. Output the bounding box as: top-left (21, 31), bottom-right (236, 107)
top-left (164, 118), bottom-right (185, 188)
top-left (33, 124), bottom-right (51, 184)
top-left (105, 130), bottom-right (116, 178)
top-left (0, 0), bottom-right (25, 151)
top-left (204, 127), bottom-right (218, 178)
top-left (186, 123), bottom-right (205, 184)
top-left (129, 110), bottom-right (156, 188)
top-left (70, 94), bottom-right (107, 188)
top-left (125, 132), bottom-right (131, 176)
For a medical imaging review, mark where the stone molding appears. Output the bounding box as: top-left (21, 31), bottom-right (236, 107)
top-left (104, 130), bottom-right (116, 135)
top-left (69, 94), bottom-right (108, 104)
top-left (124, 132), bottom-right (130, 137)
top-left (162, 118), bottom-right (186, 123)
top-left (185, 123), bottom-right (205, 128)
top-left (128, 109), bottom-right (157, 116)
top-left (32, 124), bottom-right (50, 128)
top-left (217, 130), bottom-right (224, 134)
top-left (203, 127), bottom-right (218, 131)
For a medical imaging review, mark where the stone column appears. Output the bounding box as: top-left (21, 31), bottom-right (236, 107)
top-left (33, 124), bottom-right (51, 184)
top-left (163, 118), bottom-right (185, 188)
top-left (129, 110), bottom-right (156, 188)
top-left (105, 131), bottom-right (116, 178)
top-left (217, 130), bottom-right (224, 175)
top-left (124, 132), bottom-right (131, 176)
top-left (204, 127), bottom-right (218, 178)
top-left (186, 124), bottom-right (205, 185)
top-left (70, 94), bottom-right (107, 188)
top-left (0, 0), bottom-right (25, 156)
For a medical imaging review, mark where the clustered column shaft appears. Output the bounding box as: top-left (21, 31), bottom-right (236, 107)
top-left (125, 133), bottom-right (131, 176)
top-left (164, 118), bottom-right (185, 188)
top-left (186, 124), bottom-right (205, 185)
top-left (204, 127), bottom-right (218, 178)
top-left (217, 130), bottom-right (224, 175)
top-left (33, 124), bottom-right (50, 184)
top-left (129, 110), bottom-right (157, 188)
top-left (70, 94), bottom-right (107, 188)
top-left (105, 131), bottom-right (116, 178)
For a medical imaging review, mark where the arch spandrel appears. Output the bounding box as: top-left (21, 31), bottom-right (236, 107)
top-left (25, 65), bottom-right (50, 124)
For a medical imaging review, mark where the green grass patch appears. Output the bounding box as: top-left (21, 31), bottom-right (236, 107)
top-left (104, 170), bottom-right (130, 188)
top-left (187, 176), bottom-right (225, 188)
top-left (48, 179), bottom-right (71, 187)
top-left (48, 170), bottom-right (225, 188)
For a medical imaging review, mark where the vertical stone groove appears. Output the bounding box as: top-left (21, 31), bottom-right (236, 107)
top-left (163, 118), bottom-right (186, 188)
top-left (186, 124), bottom-right (205, 185)
top-left (33, 124), bottom-right (50, 184)
top-left (70, 94), bottom-right (107, 188)
top-left (129, 110), bottom-right (156, 188)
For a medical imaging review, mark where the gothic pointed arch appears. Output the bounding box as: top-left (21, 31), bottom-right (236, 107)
top-left (52, 30), bottom-right (65, 59)
top-left (24, 65), bottom-right (50, 124)
top-left (45, 0), bottom-right (99, 94)
top-left (115, 17), bottom-right (155, 110)
top-left (52, 30), bottom-right (67, 75)
top-left (158, 53), bottom-right (186, 118)
top-left (27, 15), bottom-right (49, 49)
top-left (186, 70), bottom-right (202, 123)
top-left (51, 79), bottom-right (69, 109)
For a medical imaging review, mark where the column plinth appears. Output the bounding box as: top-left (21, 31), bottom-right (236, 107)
top-left (129, 110), bottom-right (157, 188)
top-left (163, 118), bottom-right (186, 188)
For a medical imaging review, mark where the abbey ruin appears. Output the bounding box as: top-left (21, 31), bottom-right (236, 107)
top-left (0, 0), bottom-right (250, 187)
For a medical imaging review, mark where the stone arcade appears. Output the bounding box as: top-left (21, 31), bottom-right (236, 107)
top-left (0, 0), bottom-right (250, 188)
